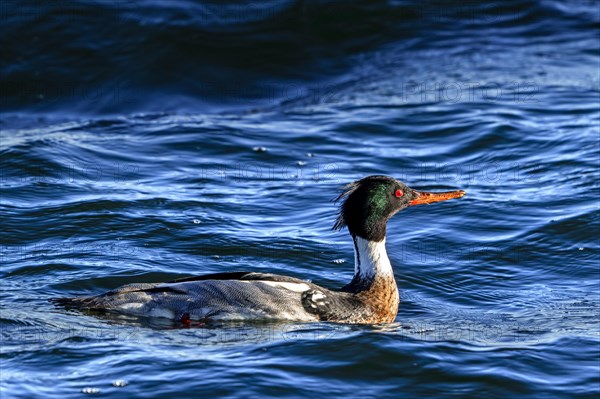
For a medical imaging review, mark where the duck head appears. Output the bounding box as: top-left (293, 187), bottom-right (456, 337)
top-left (333, 175), bottom-right (466, 241)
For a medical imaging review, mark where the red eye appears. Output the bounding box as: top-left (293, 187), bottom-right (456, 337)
top-left (395, 189), bottom-right (404, 198)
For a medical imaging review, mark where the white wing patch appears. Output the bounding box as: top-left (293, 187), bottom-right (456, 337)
top-left (238, 280), bottom-right (311, 292)
top-left (260, 281), bottom-right (311, 292)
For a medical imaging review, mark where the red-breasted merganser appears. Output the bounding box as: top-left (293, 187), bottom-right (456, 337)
top-left (52, 176), bottom-right (465, 324)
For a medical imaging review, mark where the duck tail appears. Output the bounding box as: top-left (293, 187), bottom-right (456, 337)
top-left (49, 296), bottom-right (99, 309)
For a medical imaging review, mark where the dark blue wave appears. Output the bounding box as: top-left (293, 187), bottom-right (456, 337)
top-left (1, 0), bottom-right (598, 117)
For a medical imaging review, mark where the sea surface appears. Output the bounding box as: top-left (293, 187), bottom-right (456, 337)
top-left (1, 1), bottom-right (599, 398)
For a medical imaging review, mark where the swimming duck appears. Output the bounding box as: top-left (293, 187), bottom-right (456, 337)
top-left (52, 175), bottom-right (465, 324)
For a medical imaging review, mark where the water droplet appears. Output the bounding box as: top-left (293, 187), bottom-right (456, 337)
top-left (306, 153), bottom-right (314, 157)
top-left (112, 380), bottom-right (128, 387)
top-left (578, 247), bottom-right (584, 251)
top-left (297, 161), bottom-right (307, 166)
top-left (333, 259), bottom-right (345, 264)
top-left (252, 146), bottom-right (267, 152)
top-left (193, 219), bottom-right (201, 224)
top-left (82, 387), bottom-right (100, 394)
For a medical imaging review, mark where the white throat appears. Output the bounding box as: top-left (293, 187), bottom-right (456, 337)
top-left (352, 236), bottom-right (394, 280)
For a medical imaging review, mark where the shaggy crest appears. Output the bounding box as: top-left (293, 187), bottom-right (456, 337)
top-left (332, 179), bottom-right (361, 231)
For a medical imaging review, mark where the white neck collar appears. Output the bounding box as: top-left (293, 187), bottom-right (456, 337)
top-left (352, 236), bottom-right (394, 281)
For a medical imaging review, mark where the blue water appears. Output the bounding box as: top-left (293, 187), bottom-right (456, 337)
top-left (1, 1), bottom-right (599, 398)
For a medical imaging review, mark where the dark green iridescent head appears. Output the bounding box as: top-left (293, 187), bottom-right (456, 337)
top-left (333, 175), bottom-right (465, 241)
top-left (333, 176), bottom-right (415, 241)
